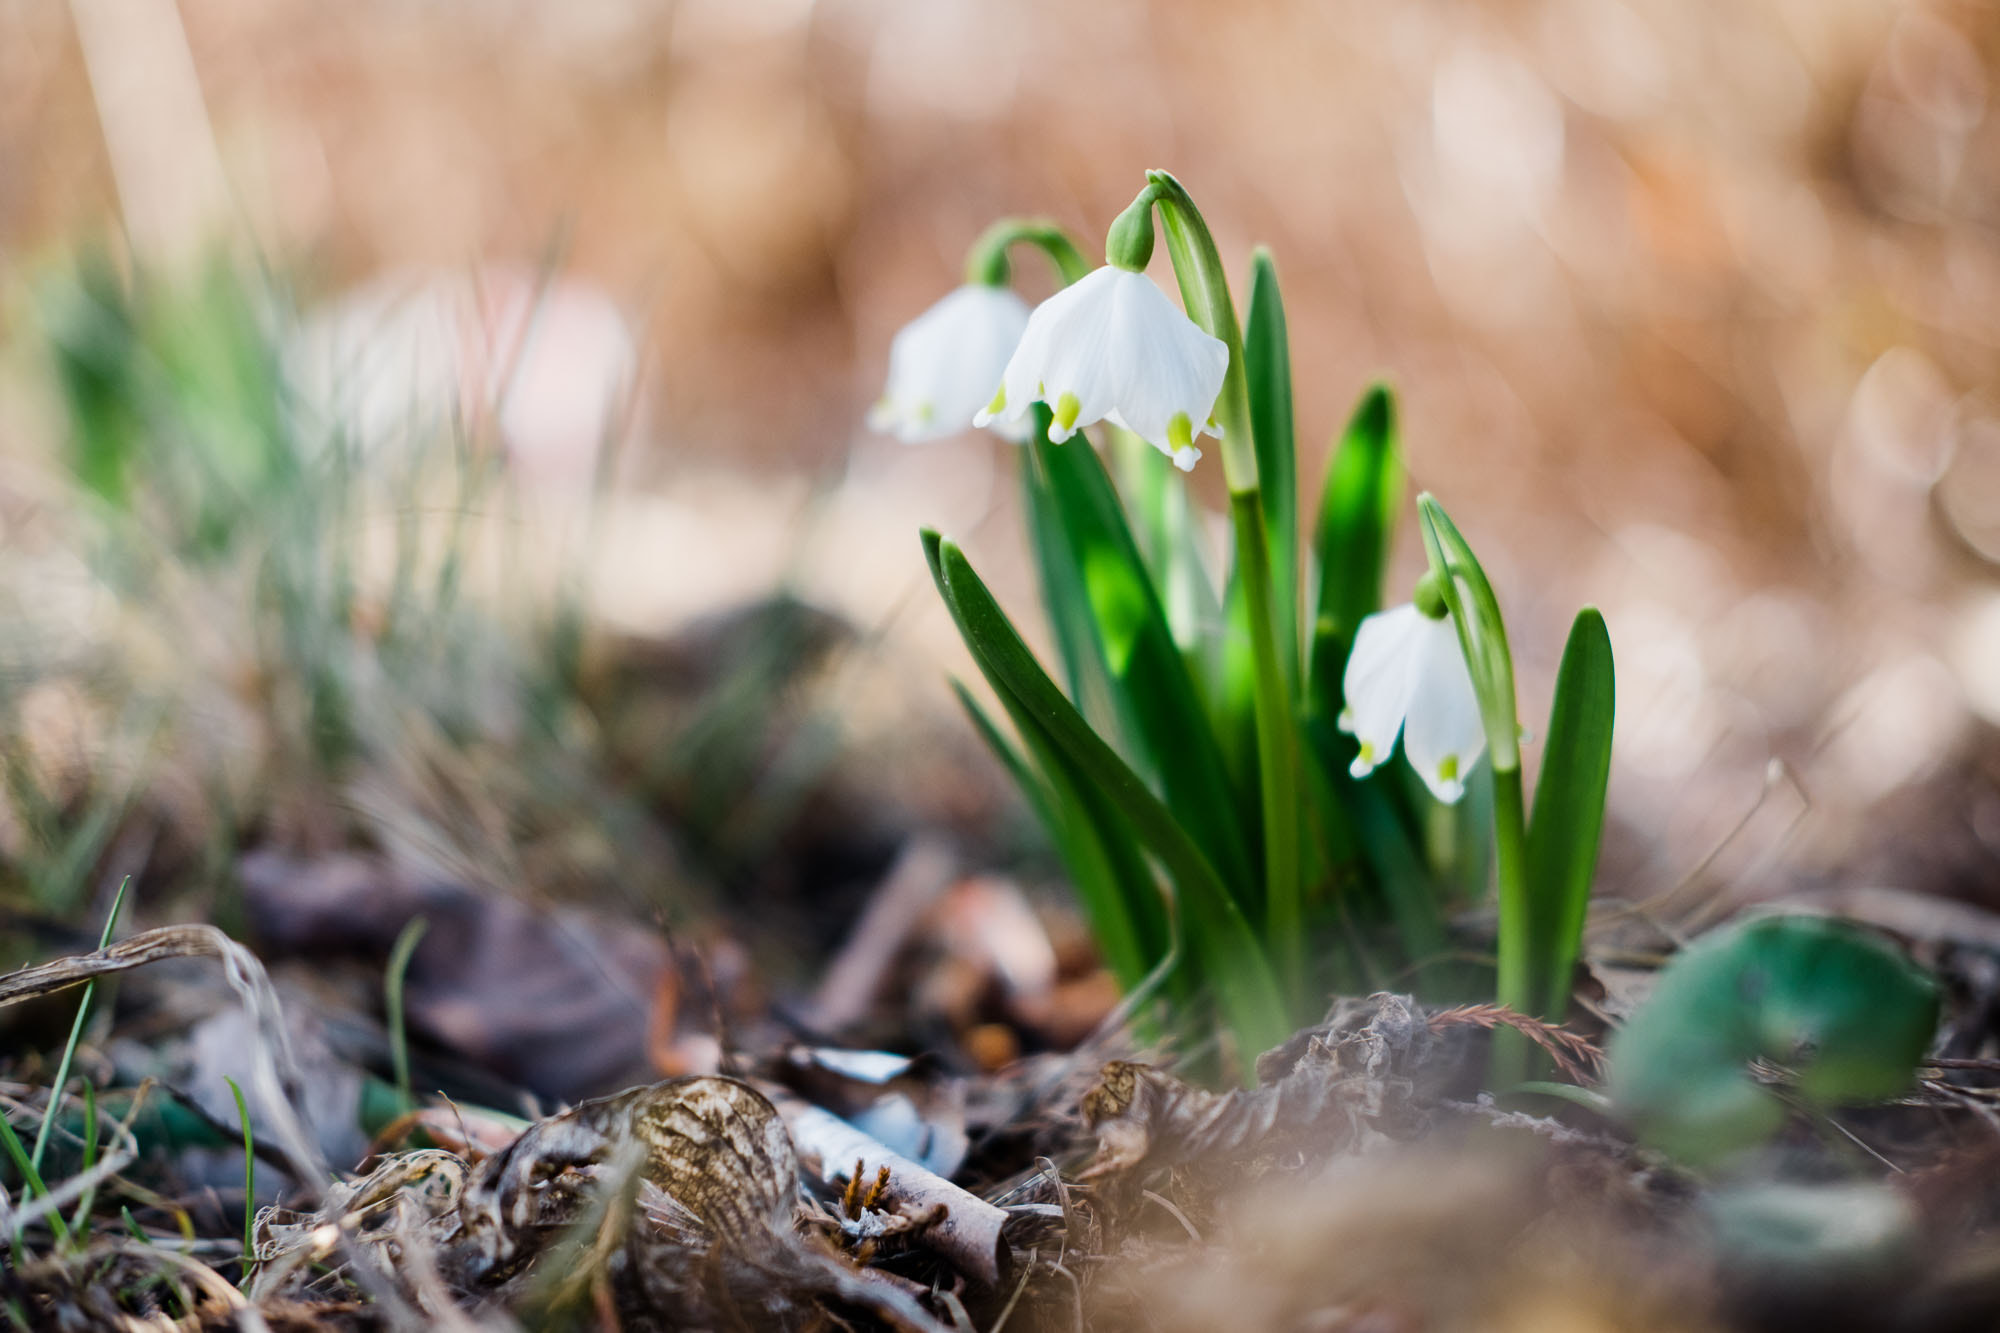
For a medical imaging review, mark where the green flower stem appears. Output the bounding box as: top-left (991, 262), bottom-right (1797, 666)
top-left (1416, 496), bottom-right (1534, 1081)
top-left (1142, 170), bottom-right (1302, 1000)
top-left (1489, 763), bottom-right (1533, 1085)
top-left (966, 219), bottom-right (1092, 288)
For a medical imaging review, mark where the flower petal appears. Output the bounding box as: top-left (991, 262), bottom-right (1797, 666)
top-left (878, 285), bottom-right (1030, 443)
top-left (1340, 603), bottom-right (1427, 778)
top-left (985, 267), bottom-right (1226, 456)
top-left (1097, 270), bottom-right (1228, 454)
top-left (1402, 615), bottom-right (1486, 803)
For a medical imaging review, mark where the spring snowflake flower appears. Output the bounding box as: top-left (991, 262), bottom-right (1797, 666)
top-left (975, 266), bottom-right (1227, 472)
top-left (1339, 594), bottom-right (1486, 803)
top-left (870, 284), bottom-right (1032, 443)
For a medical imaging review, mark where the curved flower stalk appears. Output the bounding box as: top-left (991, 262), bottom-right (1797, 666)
top-left (976, 266), bottom-right (1228, 471)
top-left (869, 283), bottom-right (1032, 444)
top-left (1340, 585), bottom-right (1486, 803)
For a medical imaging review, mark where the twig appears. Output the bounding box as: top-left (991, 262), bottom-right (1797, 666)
top-left (777, 1096), bottom-right (1008, 1286)
top-left (807, 837), bottom-right (956, 1033)
top-left (1140, 1189), bottom-right (1201, 1244)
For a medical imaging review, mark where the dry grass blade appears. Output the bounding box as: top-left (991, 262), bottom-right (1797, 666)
top-left (0, 924), bottom-right (330, 1193)
top-left (1424, 1004), bottom-right (1605, 1084)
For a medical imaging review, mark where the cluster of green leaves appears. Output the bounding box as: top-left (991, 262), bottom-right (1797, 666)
top-left (925, 182), bottom-right (1617, 1074)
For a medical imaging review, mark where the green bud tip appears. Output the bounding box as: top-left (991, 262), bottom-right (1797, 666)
top-left (1437, 755), bottom-right (1459, 782)
top-left (1106, 185), bottom-right (1160, 272)
top-left (1413, 570), bottom-right (1449, 620)
top-left (982, 384), bottom-right (1006, 417)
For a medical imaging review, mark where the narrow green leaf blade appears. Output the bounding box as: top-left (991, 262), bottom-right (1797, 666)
top-left (1243, 250), bottom-right (1298, 694)
top-left (1524, 607), bottom-right (1615, 1018)
top-left (1029, 431), bottom-right (1258, 900)
top-left (922, 529), bottom-right (1289, 1061)
top-left (1307, 384), bottom-right (1404, 719)
top-left (951, 677), bottom-right (1165, 990)
top-left (1021, 425), bottom-right (1123, 737)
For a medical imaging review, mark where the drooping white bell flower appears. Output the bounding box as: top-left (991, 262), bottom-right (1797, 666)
top-left (870, 284), bottom-right (1032, 443)
top-left (975, 266), bottom-right (1228, 472)
top-left (1339, 594), bottom-right (1486, 803)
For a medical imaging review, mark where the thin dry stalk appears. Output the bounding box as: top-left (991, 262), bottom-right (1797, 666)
top-left (1425, 1003), bottom-right (1604, 1084)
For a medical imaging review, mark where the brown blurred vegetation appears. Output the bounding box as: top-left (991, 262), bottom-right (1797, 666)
top-left (5, 0), bottom-right (2000, 907)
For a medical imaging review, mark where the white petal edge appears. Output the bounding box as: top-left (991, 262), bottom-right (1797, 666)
top-left (878, 285), bottom-right (1030, 443)
top-left (1339, 603), bottom-right (1428, 778)
top-left (1401, 615), bottom-right (1486, 804)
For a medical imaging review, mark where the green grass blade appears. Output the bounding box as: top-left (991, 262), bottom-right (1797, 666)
top-left (1524, 608), bottom-right (1615, 1019)
top-left (922, 530), bottom-right (1288, 1063)
top-left (224, 1077), bottom-right (254, 1267)
top-left (1307, 384), bottom-right (1403, 719)
top-left (32, 876), bottom-right (130, 1173)
top-left (0, 1107), bottom-right (71, 1247)
top-left (385, 916), bottom-right (430, 1115)
top-left (67, 1082), bottom-right (100, 1248)
top-left (1243, 250), bottom-right (1299, 695)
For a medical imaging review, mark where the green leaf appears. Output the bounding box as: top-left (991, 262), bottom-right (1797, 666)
top-left (1020, 423), bottom-right (1117, 729)
top-left (951, 679), bottom-right (1164, 991)
top-left (951, 679), bottom-right (1052, 821)
top-left (1607, 915), bottom-right (1940, 1165)
top-left (921, 529), bottom-right (1289, 1063)
top-left (1026, 431), bottom-right (1257, 901)
top-left (1107, 430), bottom-right (1220, 666)
top-left (1524, 608), bottom-right (1614, 1019)
top-left (1243, 250), bottom-right (1298, 695)
top-left (1414, 495), bottom-right (1520, 772)
top-left (1307, 384), bottom-right (1403, 720)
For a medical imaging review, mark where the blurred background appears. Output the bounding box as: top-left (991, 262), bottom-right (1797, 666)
top-left (3, 0), bottom-right (2000, 1006)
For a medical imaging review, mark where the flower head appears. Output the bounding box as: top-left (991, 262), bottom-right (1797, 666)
top-left (870, 284), bottom-right (1031, 443)
top-left (974, 266), bottom-right (1227, 472)
top-left (1339, 595), bottom-right (1486, 803)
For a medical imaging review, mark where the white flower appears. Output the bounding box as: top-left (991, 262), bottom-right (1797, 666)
top-left (975, 266), bottom-right (1227, 472)
top-left (1339, 603), bottom-right (1486, 803)
top-left (869, 284), bottom-right (1031, 443)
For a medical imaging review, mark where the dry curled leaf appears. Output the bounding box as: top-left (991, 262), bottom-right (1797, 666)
top-left (1081, 994), bottom-right (1472, 1179)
